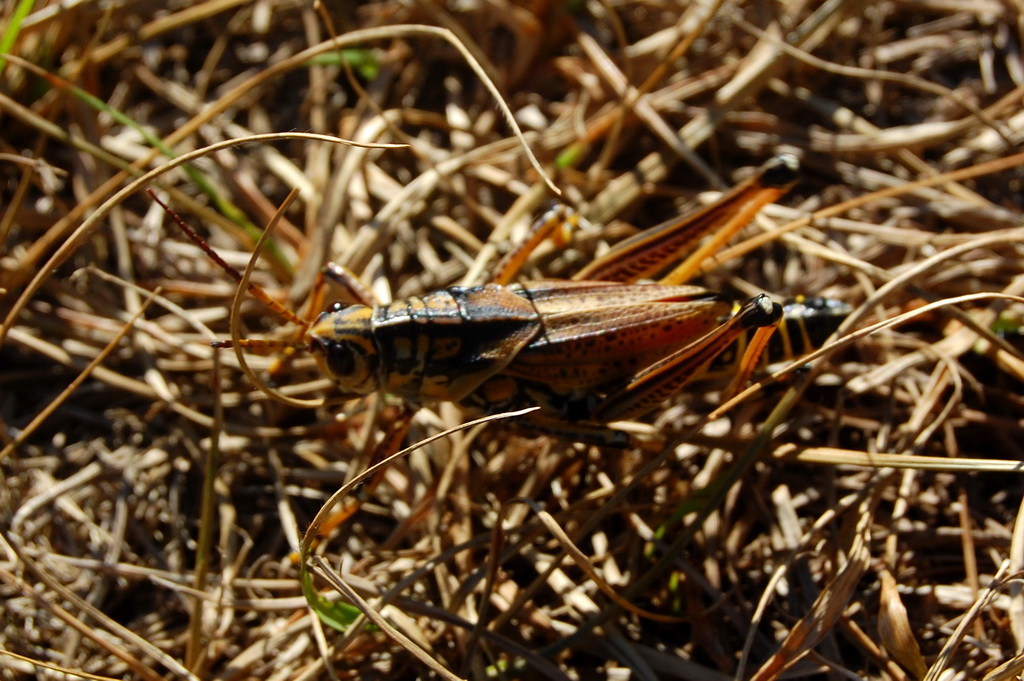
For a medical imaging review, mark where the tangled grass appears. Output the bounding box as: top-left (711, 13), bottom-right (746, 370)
top-left (2, 2), bottom-right (1024, 679)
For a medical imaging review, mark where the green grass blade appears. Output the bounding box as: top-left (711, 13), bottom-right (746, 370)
top-left (0, 0), bottom-right (36, 73)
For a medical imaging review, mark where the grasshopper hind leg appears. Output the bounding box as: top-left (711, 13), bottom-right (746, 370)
top-left (465, 295), bottom-right (783, 449)
top-left (588, 294), bottom-right (782, 424)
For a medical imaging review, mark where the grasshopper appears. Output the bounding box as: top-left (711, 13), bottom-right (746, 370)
top-left (167, 154), bottom-right (801, 447)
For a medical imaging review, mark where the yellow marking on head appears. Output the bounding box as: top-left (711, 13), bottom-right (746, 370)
top-left (307, 305), bottom-right (380, 395)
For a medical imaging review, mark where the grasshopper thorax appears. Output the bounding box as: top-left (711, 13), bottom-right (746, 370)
top-left (308, 302), bottom-right (382, 396)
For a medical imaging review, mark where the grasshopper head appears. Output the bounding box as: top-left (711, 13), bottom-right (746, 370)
top-left (307, 303), bottom-right (381, 396)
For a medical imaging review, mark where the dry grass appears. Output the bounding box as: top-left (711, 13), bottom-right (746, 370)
top-left (3, 2), bottom-right (1024, 680)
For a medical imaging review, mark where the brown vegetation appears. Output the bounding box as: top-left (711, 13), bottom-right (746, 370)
top-left (2, 2), bottom-right (1024, 679)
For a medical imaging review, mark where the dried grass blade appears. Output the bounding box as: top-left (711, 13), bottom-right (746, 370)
top-left (748, 496), bottom-right (873, 681)
top-left (309, 555), bottom-right (465, 681)
top-left (1, 289), bottom-right (159, 460)
top-left (0, 132), bottom-right (404, 347)
top-left (878, 570), bottom-right (928, 679)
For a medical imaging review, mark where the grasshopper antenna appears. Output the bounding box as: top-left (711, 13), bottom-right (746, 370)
top-left (151, 187), bottom-right (324, 409)
top-left (148, 188), bottom-right (309, 342)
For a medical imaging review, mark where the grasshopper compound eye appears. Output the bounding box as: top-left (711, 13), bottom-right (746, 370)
top-left (308, 304), bottom-right (381, 396)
